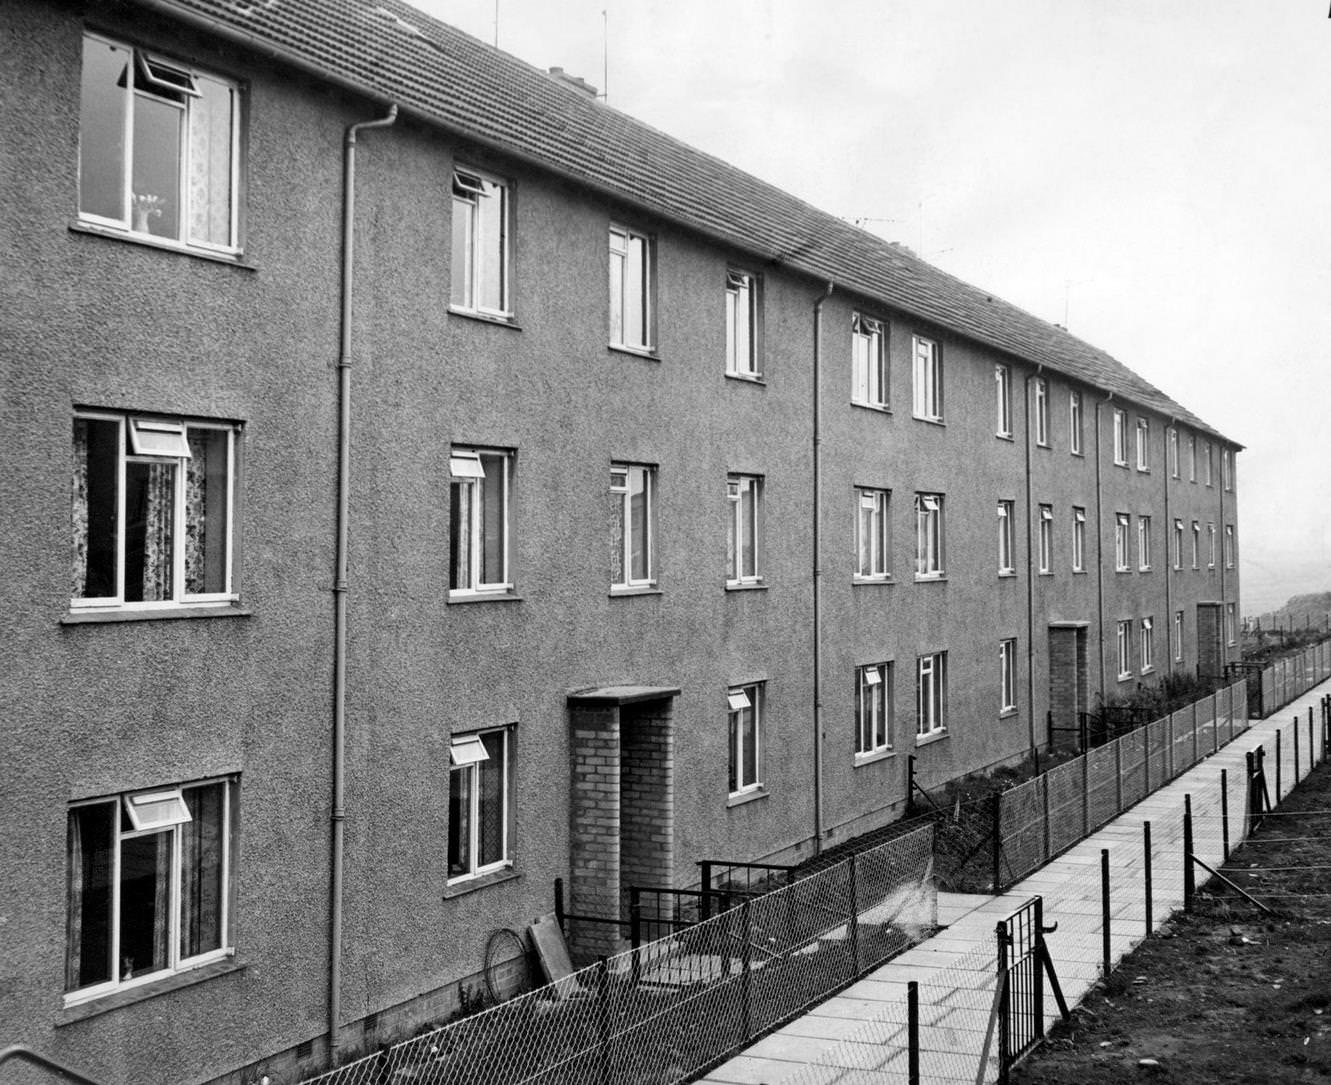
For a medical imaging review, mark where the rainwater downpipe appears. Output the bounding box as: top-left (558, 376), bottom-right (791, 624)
top-left (330, 102), bottom-right (397, 1060)
top-left (1023, 368), bottom-right (1040, 756)
top-left (811, 281), bottom-right (834, 855)
top-left (1094, 393), bottom-right (1112, 701)
top-left (1164, 419), bottom-right (1175, 673)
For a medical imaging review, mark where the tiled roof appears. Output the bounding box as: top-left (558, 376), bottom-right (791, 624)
top-left (146, 0), bottom-right (1232, 443)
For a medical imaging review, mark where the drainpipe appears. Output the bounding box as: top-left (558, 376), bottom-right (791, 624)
top-left (1023, 369), bottom-right (1040, 755)
top-left (330, 102), bottom-right (397, 1061)
top-left (811, 281), bottom-right (834, 855)
top-left (1164, 419), bottom-right (1175, 674)
top-left (1093, 394), bottom-right (1112, 701)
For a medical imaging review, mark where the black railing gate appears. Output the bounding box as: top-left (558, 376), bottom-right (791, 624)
top-left (994, 896), bottom-right (1068, 1083)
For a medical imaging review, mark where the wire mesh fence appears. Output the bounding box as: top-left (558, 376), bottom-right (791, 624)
top-left (1258, 640), bottom-right (1331, 718)
top-left (296, 826), bottom-right (937, 1085)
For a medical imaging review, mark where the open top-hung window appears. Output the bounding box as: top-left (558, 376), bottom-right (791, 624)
top-left (726, 474), bottom-right (762, 585)
top-left (448, 728), bottom-right (511, 881)
top-left (79, 34), bottom-right (240, 253)
top-left (609, 225), bottom-right (653, 352)
top-left (451, 167), bottom-right (510, 317)
top-left (852, 313), bottom-right (887, 408)
top-left (449, 448), bottom-right (511, 596)
top-left (71, 413), bottom-right (236, 609)
top-left (726, 270), bottom-right (759, 377)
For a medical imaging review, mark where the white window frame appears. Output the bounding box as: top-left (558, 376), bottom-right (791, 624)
top-left (852, 313), bottom-right (888, 408)
top-left (1112, 409), bottom-right (1128, 466)
top-left (451, 166), bottom-right (511, 317)
top-left (1191, 521), bottom-right (1201, 569)
top-left (449, 447), bottom-right (512, 596)
top-left (1136, 418), bottom-right (1150, 471)
top-left (1138, 515), bottom-right (1152, 571)
top-left (726, 474), bottom-right (762, 586)
top-left (855, 487), bottom-right (890, 581)
top-left (1140, 617), bottom-right (1154, 673)
top-left (916, 652), bottom-right (947, 738)
top-left (1222, 449), bottom-right (1233, 492)
top-left (1173, 610), bottom-right (1184, 662)
top-left (609, 224), bottom-right (653, 352)
top-left (1033, 378), bottom-right (1049, 447)
top-left (855, 662), bottom-right (893, 758)
top-left (1188, 433), bottom-right (1197, 481)
top-left (1172, 518), bottom-right (1184, 570)
top-left (1072, 506), bottom-right (1086, 572)
top-left (1204, 442), bottom-right (1214, 487)
top-left (725, 270), bottom-right (759, 378)
top-left (1115, 513), bottom-right (1130, 572)
top-left (1116, 620), bottom-right (1132, 680)
top-left (64, 778), bottom-right (234, 1006)
top-left (71, 411), bottom-right (237, 611)
top-left (611, 463), bottom-right (656, 589)
top-left (995, 365), bottom-right (1012, 438)
top-left (727, 682), bottom-right (764, 795)
top-left (914, 493), bottom-right (944, 579)
top-left (78, 33), bottom-right (241, 254)
top-left (1037, 504), bottom-right (1053, 574)
top-left (1168, 428), bottom-right (1179, 478)
top-left (1207, 522), bottom-right (1216, 569)
top-left (911, 335), bottom-right (942, 422)
top-left (1224, 524), bottom-right (1235, 569)
top-left (1226, 603), bottom-right (1237, 646)
top-left (997, 500), bottom-right (1016, 575)
top-left (999, 638), bottom-right (1017, 715)
top-left (1069, 389), bottom-right (1083, 455)
top-left (447, 727), bottom-right (512, 883)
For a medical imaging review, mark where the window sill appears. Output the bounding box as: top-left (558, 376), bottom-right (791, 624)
top-left (727, 786), bottom-right (768, 809)
top-left (1139, 567), bottom-right (1152, 574)
top-left (1073, 568), bottom-right (1087, 575)
top-left (62, 603), bottom-right (251, 625)
top-left (913, 574), bottom-right (946, 584)
top-left (853, 748), bottom-right (895, 768)
top-left (1140, 667), bottom-right (1156, 676)
top-left (447, 591), bottom-right (522, 605)
top-left (725, 581), bottom-right (767, 593)
top-left (996, 433), bottom-right (1014, 442)
top-left (58, 956), bottom-right (245, 1026)
top-left (851, 401), bottom-right (892, 415)
top-left (725, 372), bottom-right (765, 386)
top-left (912, 416), bottom-right (945, 426)
top-left (1035, 442), bottom-right (1050, 450)
top-left (999, 708), bottom-right (1019, 720)
top-left (998, 571), bottom-right (1017, 579)
top-left (70, 221), bottom-right (254, 269)
top-left (915, 730), bottom-right (948, 748)
top-left (609, 585), bottom-right (662, 598)
top-left (852, 575), bottom-right (894, 587)
top-left (448, 306), bottom-right (521, 329)
top-left (443, 866), bottom-right (519, 900)
top-left (1114, 461), bottom-right (1129, 469)
top-left (608, 344), bottom-right (658, 361)
top-left (1116, 673), bottom-right (1133, 683)
top-left (1071, 450), bottom-right (1085, 459)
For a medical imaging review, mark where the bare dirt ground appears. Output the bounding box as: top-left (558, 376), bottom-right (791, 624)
top-left (1012, 758), bottom-right (1331, 1085)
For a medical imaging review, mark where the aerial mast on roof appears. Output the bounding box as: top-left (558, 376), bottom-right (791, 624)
top-left (494, 0), bottom-right (499, 46)
top-left (601, 9), bottom-right (609, 102)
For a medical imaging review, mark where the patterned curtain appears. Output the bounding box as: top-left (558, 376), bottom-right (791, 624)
top-left (185, 432), bottom-right (208, 593)
top-left (188, 77), bottom-right (232, 247)
top-left (141, 464), bottom-right (175, 601)
top-left (71, 420), bottom-right (89, 598)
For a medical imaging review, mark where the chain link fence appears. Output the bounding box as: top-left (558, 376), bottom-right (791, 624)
top-left (1258, 640), bottom-right (1331, 718)
top-left (296, 826), bottom-right (936, 1085)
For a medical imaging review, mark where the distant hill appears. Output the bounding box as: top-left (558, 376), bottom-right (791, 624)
top-left (1252, 591), bottom-right (1331, 631)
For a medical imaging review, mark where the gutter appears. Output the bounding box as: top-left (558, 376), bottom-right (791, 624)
top-left (811, 282), bottom-right (834, 854)
top-left (330, 102), bottom-right (398, 1061)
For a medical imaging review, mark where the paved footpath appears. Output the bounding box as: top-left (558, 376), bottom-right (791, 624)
top-left (698, 680), bottom-right (1331, 1085)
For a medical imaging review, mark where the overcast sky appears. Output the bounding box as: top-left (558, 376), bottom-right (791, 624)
top-left (409, 0), bottom-right (1331, 615)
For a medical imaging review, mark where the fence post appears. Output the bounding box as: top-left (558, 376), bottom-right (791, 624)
top-left (555, 876), bottom-right (566, 933)
top-left (991, 791), bottom-right (1003, 893)
top-left (740, 898), bottom-right (753, 1042)
top-left (1220, 769), bottom-right (1229, 861)
top-left (1183, 794), bottom-right (1195, 912)
top-left (1310, 707), bottom-right (1316, 769)
top-left (1115, 738), bottom-right (1124, 813)
top-left (699, 861), bottom-right (713, 921)
top-left (1034, 896), bottom-right (1047, 1040)
top-left (1275, 728), bottom-right (1282, 803)
top-left (1100, 849), bottom-right (1111, 978)
top-left (1082, 754), bottom-right (1091, 837)
top-left (1144, 726), bottom-right (1152, 794)
top-left (1041, 774), bottom-right (1051, 862)
top-left (908, 980), bottom-right (920, 1085)
top-left (906, 754), bottom-right (917, 816)
top-left (996, 920), bottom-right (1011, 1081)
top-left (848, 855), bottom-right (860, 977)
top-left (629, 888), bottom-right (642, 987)
top-left (1192, 701), bottom-right (1200, 766)
top-left (1143, 821), bottom-right (1153, 936)
top-left (596, 957), bottom-right (611, 1085)
top-left (1294, 716), bottom-right (1301, 784)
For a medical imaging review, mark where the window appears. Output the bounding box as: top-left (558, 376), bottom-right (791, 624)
top-left (852, 313), bottom-right (888, 407)
top-left (1072, 507), bottom-right (1086, 572)
top-left (855, 488), bottom-right (890, 580)
top-left (1069, 390), bottom-right (1083, 455)
top-left (65, 778), bottom-right (234, 1002)
top-left (1173, 610), bottom-right (1184, 662)
top-left (916, 652), bottom-right (947, 737)
top-left (1204, 442), bottom-right (1214, 487)
top-left (912, 336), bottom-right (942, 421)
top-left (995, 365), bottom-right (1012, 438)
top-left (726, 475), bottom-right (762, 585)
top-left (1168, 428), bottom-right (1179, 478)
top-left (1224, 524), bottom-right (1235, 569)
top-left (79, 34), bottom-right (240, 253)
top-left (726, 270), bottom-right (759, 378)
top-left (914, 493), bottom-right (944, 578)
top-left (1136, 418), bottom-right (1150, 471)
top-left (1116, 620), bottom-right (1132, 679)
top-left (997, 500), bottom-right (1016, 575)
top-left (609, 225), bottom-right (653, 351)
top-left (1140, 617), bottom-right (1154, 673)
top-left (1226, 603), bottom-right (1237, 646)
top-left (999, 638), bottom-right (1017, 715)
top-left (1207, 522), bottom-right (1216, 568)
top-left (448, 728), bottom-right (510, 881)
top-left (1222, 449), bottom-right (1233, 492)
top-left (728, 683), bottom-right (763, 795)
top-left (1188, 433), bottom-right (1197, 481)
top-left (1172, 519), bottom-right (1184, 570)
top-left (451, 167), bottom-right (510, 316)
top-left (855, 663), bottom-right (893, 757)
top-left (1114, 513), bottom-right (1130, 571)
top-left (71, 413), bottom-right (236, 609)
top-left (1112, 409), bottom-right (1128, 466)
top-left (1191, 521), bottom-right (1201, 569)
top-left (449, 448), bottom-right (512, 596)
top-left (1037, 504), bottom-right (1053, 573)
top-left (611, 464), bottom-right (656, 588)
top-left (1137, 515), bottom-right (1152, 571)
top-left (1033, 378), bottom-right (1049, 446)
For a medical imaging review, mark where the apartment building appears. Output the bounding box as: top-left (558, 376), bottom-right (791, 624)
top-left (0, 1), bottom-right (1240, 1082)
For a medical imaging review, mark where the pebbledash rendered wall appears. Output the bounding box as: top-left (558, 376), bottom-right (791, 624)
top-left (0, 2), bottom-right (1239, 1084)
